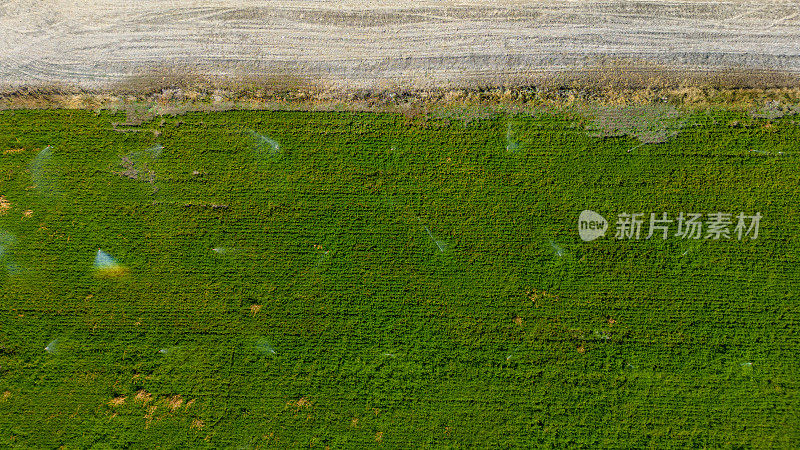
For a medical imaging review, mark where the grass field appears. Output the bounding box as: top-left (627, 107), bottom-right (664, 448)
top-left (0, 107), bottom-right (798, 447)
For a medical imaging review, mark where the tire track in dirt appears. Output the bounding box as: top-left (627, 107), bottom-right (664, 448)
top-left (1, 0), bottom-right (800, 91)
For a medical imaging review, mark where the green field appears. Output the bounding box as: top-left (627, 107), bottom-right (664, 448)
top-left (0, 107), bottom-right (798, 447)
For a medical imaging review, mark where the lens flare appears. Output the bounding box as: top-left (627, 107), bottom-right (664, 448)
top-left (94, 249), bottom-right (129, 278)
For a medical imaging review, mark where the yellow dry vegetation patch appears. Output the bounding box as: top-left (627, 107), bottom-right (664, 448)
top-left (285, 396), bottom-right (313, 411)
top-left (190, 418), bottom-right (205, 430)
top-left (144, 405), bottom-right (158, 428)
top-left (0, 196), bottom-right (10, 215)
top-left (250, 304), bottom-right (262, 315)
top-left (375, 431), bottom-right (384, 442)
top-left (167, 395), bottom-right (184, 410)
top-left (22, 209), bottom-right (33, 218)
top-left (108, 396), bottom-right (126, 407)
top-left (2, 148), bottom-right (24, 154)
top-left (1, 391), bottom-right (11, 401)
top-left (135, 390), bottom-right (153, 402)
top-left (526, 288), bottom-right (558, 303)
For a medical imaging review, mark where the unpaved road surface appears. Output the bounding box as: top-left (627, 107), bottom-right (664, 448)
top-left (1, 0), bottom-right (800, 92)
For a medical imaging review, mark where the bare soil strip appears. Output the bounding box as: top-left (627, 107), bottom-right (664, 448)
top-left (2, 0), bottom-right (800, 98)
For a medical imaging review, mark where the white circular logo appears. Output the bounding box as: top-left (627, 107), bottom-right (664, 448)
top-left (578, 210), bottom-right (608, 241)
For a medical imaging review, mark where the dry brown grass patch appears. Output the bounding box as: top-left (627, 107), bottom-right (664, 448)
top-left (144, 405), bottom-right (157, 427)
top-left (167, 395), bottom-right (184, 410)
top-left (577, 345), bottom-right (586, 354)
top-left (526, 288), bottom-right (557, 303)
top-left (191, 418), bottom-right (205, 430)
top-left (2, 148), bottom-right (24, 154)
top-left (22, 210), bottom-right (32, 218)
top-left (135, 390), bottom-right (153, 402)
top-left (1, 391), bottom-right (10, 401)
top-left (250, 304), bottom-right (262, 316)
top-left (108, 396), bottom-right (126, 407)
top-left (375, 431), bottom-right (384, 442)
top-left (285, 396), bottom-right (313, 411)
top-left (0, 196), bottom-right (10, 215)
top-left (4, 63), bottom-right (800, 113)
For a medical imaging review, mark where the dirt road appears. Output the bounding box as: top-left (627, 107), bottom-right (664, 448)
top-left (1, 0), bottom-right (799, 92)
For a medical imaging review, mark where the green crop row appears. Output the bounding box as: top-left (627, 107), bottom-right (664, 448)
top-left (0, 108), bottom-right (797, 447)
